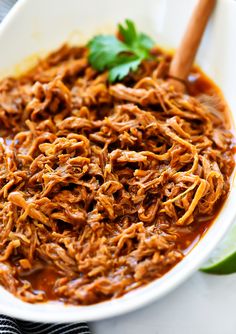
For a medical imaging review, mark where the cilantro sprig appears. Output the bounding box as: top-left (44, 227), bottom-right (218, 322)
top-left (87, 19), bottom-right (155, 82)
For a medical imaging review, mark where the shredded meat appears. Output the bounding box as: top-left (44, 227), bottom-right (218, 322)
top-left (0, 44), bottom-right (234, 305)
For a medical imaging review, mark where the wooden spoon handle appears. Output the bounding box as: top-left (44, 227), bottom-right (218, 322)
top-left (169, 0), bottom-right (216, 83)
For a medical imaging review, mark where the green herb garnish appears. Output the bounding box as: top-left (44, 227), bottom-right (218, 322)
top-left (87, 19), bottom-right (155, 82)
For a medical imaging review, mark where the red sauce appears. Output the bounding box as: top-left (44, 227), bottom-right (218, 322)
top-left (187, 68), bottom-right (217, 96)
top-left (25, 267), bottom-right (60, 300)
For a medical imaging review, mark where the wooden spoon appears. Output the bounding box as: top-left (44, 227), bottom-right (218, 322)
top-left (168, 0), bottom-right (216, 92)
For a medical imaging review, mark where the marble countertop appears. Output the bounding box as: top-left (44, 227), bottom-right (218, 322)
top-left (91, 272), bottom-right (236, 334)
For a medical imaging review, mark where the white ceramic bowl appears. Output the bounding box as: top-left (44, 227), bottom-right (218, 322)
top-left (0, 0), bottom-right (236, 323)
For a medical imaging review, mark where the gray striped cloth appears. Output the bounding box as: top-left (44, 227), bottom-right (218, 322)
top-left (0, 315), bottom-right (91, 334)
top-left (0, 0), bottom-right (16, 21)
top-left (0, 1), bottom-right (91, 333)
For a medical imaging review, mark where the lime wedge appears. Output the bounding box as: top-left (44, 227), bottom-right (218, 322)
top-left (200, 223), bottom-right (236, 275)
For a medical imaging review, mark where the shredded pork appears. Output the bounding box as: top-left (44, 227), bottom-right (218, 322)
top-left (0, 45), bottom-right (234, 305)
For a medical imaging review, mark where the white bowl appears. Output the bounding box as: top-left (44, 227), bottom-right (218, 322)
top-left (0, 0), bottom-right (236, 323)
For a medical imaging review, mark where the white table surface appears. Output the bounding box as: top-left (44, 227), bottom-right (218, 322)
top-left (91, 272), bottom-right (236, 334)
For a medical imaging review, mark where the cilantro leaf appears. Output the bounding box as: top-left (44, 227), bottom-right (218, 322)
top-left (138, 32), bottom-right (155, 50)
top-left (87, 19), bottom-right (155, 82)
top-left (118, 19), bottom-right (154, 54)
top-left (88, 35), bottom-right (130, 71)
top-left (109, 57), bottom-right (141, 82)
top-left (118, 19), bottom-right (138, 47)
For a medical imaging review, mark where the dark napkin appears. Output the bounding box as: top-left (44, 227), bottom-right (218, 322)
top-left (0, 1), bottom-right (91, 333)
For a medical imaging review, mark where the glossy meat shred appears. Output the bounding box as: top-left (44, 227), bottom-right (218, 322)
top-left (0, 45), bottom-right (234, 305)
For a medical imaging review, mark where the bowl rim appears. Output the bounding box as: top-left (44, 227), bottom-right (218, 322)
top-left (0, 0), bottom-right (236, 323)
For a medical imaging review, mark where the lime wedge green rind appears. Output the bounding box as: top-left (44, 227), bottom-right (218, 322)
top-left (200, 223), bottom-right (236, 275)
top-left (200, 251), bottom-right (236, 275)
